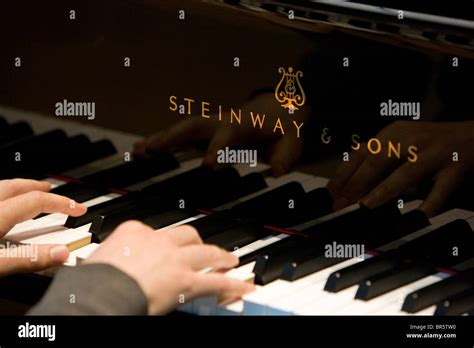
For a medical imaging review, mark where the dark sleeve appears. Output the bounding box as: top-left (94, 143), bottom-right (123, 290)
top-left (27, 264), bottom-right (148, 315)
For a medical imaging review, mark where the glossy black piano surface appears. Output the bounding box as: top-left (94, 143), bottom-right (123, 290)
top-left (0, 0), bottom-right (473, 321)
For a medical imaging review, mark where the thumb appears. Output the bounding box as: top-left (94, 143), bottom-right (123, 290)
top-left (0, 244), bottom-right (69, 276)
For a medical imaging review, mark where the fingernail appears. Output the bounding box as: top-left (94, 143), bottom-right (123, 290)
top-left (50, 245), bottom-right (69, 263)
top-left (41, 181), bottom-right (52, 190)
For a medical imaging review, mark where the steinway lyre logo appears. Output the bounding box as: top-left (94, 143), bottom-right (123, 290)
top-left (275, 67), bottom-right (305, 111)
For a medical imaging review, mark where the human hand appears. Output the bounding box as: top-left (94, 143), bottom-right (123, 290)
top-left (327, 121), bottom-right (474, 217)
top-left (133, 92), bottom-right (308, 176)
top-left (0, 179), bottom-right (87, 276)
top-left (85, 220), bottom-right (255, 315)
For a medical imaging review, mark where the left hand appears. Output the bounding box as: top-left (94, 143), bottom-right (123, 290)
top-left (0, 179), bottom-right (87, 276)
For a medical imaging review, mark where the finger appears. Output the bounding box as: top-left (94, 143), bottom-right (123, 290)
top-left (419, 166), bottom-right (463, 218)
top-left (340, 152), bottom-right (401, 205)
top-left (0, 244), bottom-right (69, 277)
top-left (146, 119), bottom-right (213, 153)
top-left (326, 147), bottom-right (368, 205)
top-left (161, 225), bottom-right (203, 246)
top-left (0, 192), bottom-right (87, 233)
top-left (132, 140), bottom-right (153, 160)
top-left (202, 127), bottom-right (243, 168)
top-left (361, 149), bottom-right (440, 209)
top-left (190, 272), bottom-right (255, 301)
top-left (268, 136), bottom-right (304, 177)
top-left (181, 244), bottom-right (238, 271)
top-left (0, 179), bottom-right (51, 201)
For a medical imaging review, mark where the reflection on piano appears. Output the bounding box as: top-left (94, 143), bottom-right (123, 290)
top-left (0, 107), bottom-right (472, 316)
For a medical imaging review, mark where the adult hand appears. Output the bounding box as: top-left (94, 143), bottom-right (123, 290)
top-left (0, 179), bottom-right (87, 276)
top-left (133, 92), bottom-right (308, 176)
top-left (85, 220), bottom-right (254, 315)
top-left (327, 121), bottom-right (474, 217)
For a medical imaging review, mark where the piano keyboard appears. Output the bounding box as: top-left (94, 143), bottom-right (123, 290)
top-left (0, 106), bottom-right (473, 316)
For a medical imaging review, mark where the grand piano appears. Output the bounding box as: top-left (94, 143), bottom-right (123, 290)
top-left (0, 0), bottom-right (473, 316)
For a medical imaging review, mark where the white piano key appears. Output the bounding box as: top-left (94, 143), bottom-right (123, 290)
top-left (369, 273), bottom-right (451, 316)
top-left (224, 262), bottom-right (256, 283)
top-left (20, 224), bottom-right (92, 251)
top-left (332, 273), bottom-right (448, 315)
top-left (243, 281), bottom-right (297, 315)
top-left (4, 193), bottom-right (120, 238)
top-left (43, 177), bottom-right (67, 189)
top-left (215, 300), bottom-right (244, 316)
top-left (265, 257), bottom-right (367, 315)
top-left (158, 214), bottom-right (206, 231)
top-left (232, 234), bottom-right (289, 259)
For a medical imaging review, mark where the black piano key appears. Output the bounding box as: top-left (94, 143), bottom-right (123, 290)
top-left (324, 210), bottom-right (430, 291)
top-left (45, 134), bottom-right (92, 172)
top-left (50, 182), bottom-right (110, 203)
top-left (142, 166), bottom-right (246, 209)
top-left (237, 202), bottom-right (392, 270)
top-left (88, 170), bottom-right (266, 240)
top-left (89, 195), bottom-right (181, 241)
top-left (54, 138), bottom-right (117, 173)
top-left (253, 238), bottom-right (316, 285)
top-left (355, 262), bottom-right (435, 300)
top-left (299, 187), bottom-right (334, 221)
top-left (189, 211), bottom-right (242, 239)
top-left (240, 172), bottom-right (268, 195)
top-left (283, 252), bottom-right (352, 282)
top-left (10, 135), bottom-right (114, 181)
top-left (203, 222), bottom-right (274, 252)
top-left (65, 193), bottom-right (138, 228)
top-left (0, 130), bottom-right (71, 179)
top-left (355, 219), bottom-right (474, 300)
top-left (0, 129), bottom-right (66, 152)
top-left (277, 201), bottom-right (402, 282)
top-left (79, 154), bottom-right (179, 188)
top-left (0, 117), bottom-right (7, 131)
top-left (0, 121), bottom-right (33, 146)
top-left (402, 268), bottom-right (474, 313)
top-left (324, 250), bottom-right (401, 292)
top-left (238, 235), bottom-right (302, 266)
top-left (230, 182), bottom-right (306, 227)
top-left (140, 209), bottom-right (197, 229)
top-left (434, 288), bottom-right (474, 316)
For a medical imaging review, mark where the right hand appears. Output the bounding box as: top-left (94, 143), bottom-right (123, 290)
top-left (84, 220), bottom-right (255, 315)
